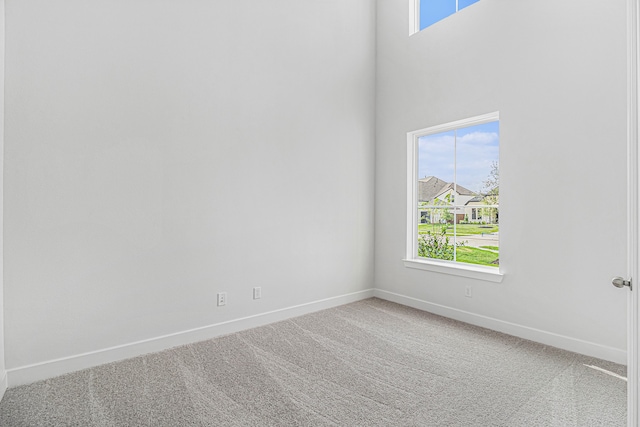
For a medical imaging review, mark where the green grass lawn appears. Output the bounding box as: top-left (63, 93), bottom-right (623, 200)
top-left (480, 245), bottom-right (499, 251)
top-left (456, 246), bottom-right (499, 267)
top-left (418, 223), bottom-right (499, 236)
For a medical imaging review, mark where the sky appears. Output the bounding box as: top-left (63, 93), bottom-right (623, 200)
top-left (420, 0), bottom-right (481, 30)
top-left (418, 121), bottom-right (499, 194)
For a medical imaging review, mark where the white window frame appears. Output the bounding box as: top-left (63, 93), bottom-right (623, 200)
top-left (409, 0), bottom-right (420, 35)
top-left (404, 112), bottom-right (503, 283)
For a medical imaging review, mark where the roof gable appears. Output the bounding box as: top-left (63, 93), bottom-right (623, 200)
top-left (417, 176), bottom-right (449, 202)
top-left (418, 176), bottom-right (477, 202)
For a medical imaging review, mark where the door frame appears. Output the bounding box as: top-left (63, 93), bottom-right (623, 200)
top-left (628, 0), bottom-right (639, 425)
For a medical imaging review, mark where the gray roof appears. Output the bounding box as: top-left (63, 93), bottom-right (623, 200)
top-left (417, 176), bottom-right (476, 202)
top-left (417, 176), bottom-right (448, 202)
top-left (466, 196), bottom-right (484, 204)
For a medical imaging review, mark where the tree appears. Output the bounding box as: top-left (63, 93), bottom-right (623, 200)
top-left (482, 161), bottom-right (499, 198)
top-left (442, 193), bottom-right (454, 224)
top-left (481, 161), bottom-right (499, 224)
top-left (419, 195), bottom-right (452, 226)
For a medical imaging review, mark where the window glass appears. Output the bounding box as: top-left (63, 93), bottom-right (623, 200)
top-left (413, 118), bottom-right (499, 268)
top-left (418, 130), bottom-right (455, 185)
top-left (458, 0), bottom-right (481, 11)
top-left (455, 122), bottom-right (499, 193)
top-left (419, 0), bottom-right (482, 31)
top-left (420, 0), bottom-right (456, 30)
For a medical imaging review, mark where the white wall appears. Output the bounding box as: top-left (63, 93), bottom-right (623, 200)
top-left (3, 0), bottom-right (628, 388)
top-left (375, 0), bottom-right (629, 361)
top-left (4, 0), bottom-right (376, 380)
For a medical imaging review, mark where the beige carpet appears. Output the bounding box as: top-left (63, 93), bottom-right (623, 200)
top-left (0, 298), bottom-right (627, 426)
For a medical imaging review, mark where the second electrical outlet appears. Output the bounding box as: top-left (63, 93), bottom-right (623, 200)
top-left (217, 292), bottom-right (227, 306)
top-left (253, 287), bottom-right (261, 300)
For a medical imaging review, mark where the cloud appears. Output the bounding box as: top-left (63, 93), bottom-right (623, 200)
top-left (418, 133), bottom-right (455, 181)
top-left (418, 130), bottom-right (499, 193)
top-left (457, 131), bottom-right (498, 146)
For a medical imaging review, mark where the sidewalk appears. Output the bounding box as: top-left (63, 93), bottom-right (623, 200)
top-left (457, 232), bottom-right (499, 251)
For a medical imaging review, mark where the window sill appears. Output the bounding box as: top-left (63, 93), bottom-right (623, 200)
top-left (403, 258), bottom-right (504, 283)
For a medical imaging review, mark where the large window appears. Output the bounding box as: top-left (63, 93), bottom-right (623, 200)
top-left (405, 112), bottom-right (502, 282)
top-left (413, 0), bottom-right (482, 32)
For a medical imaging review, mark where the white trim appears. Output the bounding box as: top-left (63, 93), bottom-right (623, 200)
top-left (628, 0), bottom-right (639, 425)
top-left (374, 289), bottom-right (627, 364)
top-left (409, 111), bottom-right (499, 139)
top-left (409, 0), bottom-right (420, 36)
top-left (407, 131), bottom-right (419, 258)
top-left (403, 258), bottom-right (503, 282)
top-left (6, 289), bottom-right (375, 387)
top-left (0, 371), bottom-right (6, 402)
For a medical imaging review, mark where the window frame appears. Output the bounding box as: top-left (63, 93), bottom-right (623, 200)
top-left (404, 112), bottom-right (503, 283)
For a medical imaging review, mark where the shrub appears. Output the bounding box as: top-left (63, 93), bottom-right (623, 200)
top-left (418, 225), bottom-right (465, 260)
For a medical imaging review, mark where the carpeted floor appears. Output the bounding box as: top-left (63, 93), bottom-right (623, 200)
top-left (0, 298), bottom-right (627, 426)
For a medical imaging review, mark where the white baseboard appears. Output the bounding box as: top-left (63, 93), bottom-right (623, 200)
top-left (7, 287), bottom-right (625, 388)
top-left (374, 289), bottom-right (627, 365)
top-left (0, 370), bottom-right (7, 402)
top-left (7, 289), bottom-right (375, 387)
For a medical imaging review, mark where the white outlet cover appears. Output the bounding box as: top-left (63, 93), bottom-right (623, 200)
top-left (217, 292), bottom-right (227, 306)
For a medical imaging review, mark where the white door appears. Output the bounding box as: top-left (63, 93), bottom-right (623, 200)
top-left (627, 1), bottom-right (639, 425)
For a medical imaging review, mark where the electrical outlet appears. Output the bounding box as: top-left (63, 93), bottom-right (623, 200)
top-left (465, 286), bottom-right (472, 298)
top-left (253, 287), bottom-right (261, 300)
top-left (217, 292), bottom-right (227, 306)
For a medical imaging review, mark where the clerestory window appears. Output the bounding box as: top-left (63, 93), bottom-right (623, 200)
top-left (411, 0), bottom-right (482, 34)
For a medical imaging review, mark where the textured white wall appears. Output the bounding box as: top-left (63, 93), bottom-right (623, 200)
top-left (4, 0), bottom-right (376, 369)
top-left (375, 0), bottom-right (628, 355)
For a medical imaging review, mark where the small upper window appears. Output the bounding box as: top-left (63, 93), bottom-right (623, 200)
top-left (414, 0), bottom-right (482, 32)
